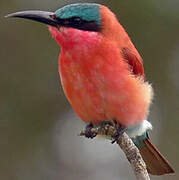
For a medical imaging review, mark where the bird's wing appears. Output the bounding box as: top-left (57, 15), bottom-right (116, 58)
top-left (121, 47), bottom-right (145, 77)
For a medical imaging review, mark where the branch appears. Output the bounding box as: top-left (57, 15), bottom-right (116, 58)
top-left (79, 124), bottom-right (150, 180)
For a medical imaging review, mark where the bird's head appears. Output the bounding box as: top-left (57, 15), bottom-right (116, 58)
top-left (54, 3), bottom-right (101, 32)
top-left (6, 3), bottom-right (122, 48)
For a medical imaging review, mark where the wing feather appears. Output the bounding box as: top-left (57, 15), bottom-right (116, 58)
top-left (121, 47), bottom-right (145, 77)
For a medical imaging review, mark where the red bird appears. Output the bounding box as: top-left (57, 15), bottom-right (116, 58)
top-left (6, 3), bottom-right (174, 175)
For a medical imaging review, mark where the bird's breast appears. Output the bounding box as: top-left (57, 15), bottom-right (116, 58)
top-left (58, 37), bottom-right (153, 126)
top-left (59, 47), bottom-right (107, 123)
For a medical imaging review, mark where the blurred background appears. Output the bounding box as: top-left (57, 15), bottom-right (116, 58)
top-left (1, 0), bottom-right (179, 179)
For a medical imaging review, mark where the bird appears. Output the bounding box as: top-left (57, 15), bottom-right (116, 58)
top-left (6, 3), bottom-right (174, 175)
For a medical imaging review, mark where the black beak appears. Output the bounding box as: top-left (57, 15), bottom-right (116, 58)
top-left (5, 10), bottom-right (58, 27)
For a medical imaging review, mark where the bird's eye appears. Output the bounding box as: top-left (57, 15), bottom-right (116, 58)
top-left (72, 17), bottom-right (83, 24)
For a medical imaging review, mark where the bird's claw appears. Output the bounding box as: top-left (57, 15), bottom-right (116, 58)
top-left (111, 123), bottom-right (126, 144)
top-left (84, 123), bottom-right (97, 139)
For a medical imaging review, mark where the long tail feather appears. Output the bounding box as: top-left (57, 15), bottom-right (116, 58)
top-left (139, 136), bottom-right (174, 175)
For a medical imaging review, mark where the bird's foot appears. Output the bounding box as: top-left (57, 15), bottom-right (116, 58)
top-left (111, 122), bottom-right (126, 144)
top-left (84, 123), bottom-right (97, 139)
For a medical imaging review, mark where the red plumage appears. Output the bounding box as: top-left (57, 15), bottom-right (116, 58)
top-left (121, 47), bottom-right (145, 77)
top-left (6, 3), bottom-right (174, 176)
top-left (49, 5), bottom-right (174, 175)
top-left (49, 5), bottom-right (153, 126)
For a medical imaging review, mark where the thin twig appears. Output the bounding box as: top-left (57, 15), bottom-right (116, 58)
top-left (79, 124), bottom-right (150, 180)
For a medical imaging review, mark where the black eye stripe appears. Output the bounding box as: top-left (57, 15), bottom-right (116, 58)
top-left (55, 16), bottom-right (101, 32)
top-left (62, 17), bottom-right (87, 25)
top-left (55, 17), bottom-right (101, 32)
top-left (72, 17), bottom-right (83, 23)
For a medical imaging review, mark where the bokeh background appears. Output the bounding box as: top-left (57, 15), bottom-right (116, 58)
top-left (1, 0), bottom-right (179, 180)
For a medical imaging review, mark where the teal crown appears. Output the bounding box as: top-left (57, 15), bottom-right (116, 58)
top-left (55, 3), bottom-right (101, 26)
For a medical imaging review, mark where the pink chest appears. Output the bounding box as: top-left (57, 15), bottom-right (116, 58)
top-left (59, 46), bottom-right (151, 126)
top-left (59, 48), bottom-right (107, 123)
top-left (54, 28), bottom-right (151, 126)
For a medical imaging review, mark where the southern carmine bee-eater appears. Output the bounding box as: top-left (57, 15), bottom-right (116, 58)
top-left (6, 3), bottom-right (174, 175)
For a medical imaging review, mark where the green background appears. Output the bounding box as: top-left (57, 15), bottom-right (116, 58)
top-left (1, 0), bottom-right (178, 179)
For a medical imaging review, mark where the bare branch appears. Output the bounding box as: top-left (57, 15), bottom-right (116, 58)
top-left (79, 124), bottom-right (150, 180)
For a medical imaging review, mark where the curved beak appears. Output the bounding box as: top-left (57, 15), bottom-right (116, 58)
top-left (5, 10), bottom-right (58, 27)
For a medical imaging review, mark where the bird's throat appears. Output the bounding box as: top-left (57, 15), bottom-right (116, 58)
top-left (49, 26), bottom-right (102, 50)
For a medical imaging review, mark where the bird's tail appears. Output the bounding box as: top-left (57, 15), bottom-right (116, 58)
top-left (139, 136), bottom-right (174, 175)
